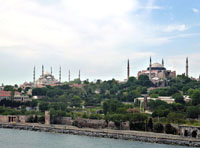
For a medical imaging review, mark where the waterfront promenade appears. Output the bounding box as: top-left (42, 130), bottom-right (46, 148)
top-left (0, 122), bottom-right (200, 147)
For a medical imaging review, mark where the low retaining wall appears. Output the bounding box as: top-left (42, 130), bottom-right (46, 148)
top-left (0, 123), bottom-right (200, 147)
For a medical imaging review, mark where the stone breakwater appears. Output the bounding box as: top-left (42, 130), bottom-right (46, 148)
top-left (0, 123), bottom-right (200, 147)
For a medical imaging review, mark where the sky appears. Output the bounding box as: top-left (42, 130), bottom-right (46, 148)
top-left (0, 0), bottom-right (200, 85)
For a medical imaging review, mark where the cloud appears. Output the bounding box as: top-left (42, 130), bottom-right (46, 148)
top-left (167, 53), bottom-right (200, 78)
top-left (0, 0), bottom-right (180, 84)
top-left (192, 8), bottom-right (199, 13)
top-left (163, 24), bottom-right (188, 32)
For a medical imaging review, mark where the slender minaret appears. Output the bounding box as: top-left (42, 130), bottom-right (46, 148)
top-left (59, 66), bottom-right (61, 82)
top-left (162, 58), bottom-right (164, 67)
top-left (79, 70), bottom-right (81, 80)
top-left (149, 57), bottom-right (152, 80)
top-left (68, 70), bottom-right (70, 82)
top-left (33, 66), bottom-right (35, 83)
top-left (51, 66), bottom-right (52, 75)
top-left (42, 65), bottom-right (44, 76)
top-left (127, 59), bottom-right (130, 79)
top-left (186, 57), bottom-right (189, 77)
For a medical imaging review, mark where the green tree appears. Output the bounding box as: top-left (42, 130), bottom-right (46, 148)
top-left (165, 124), bottom-right (177, 134)
top-left (10, 90), bottom-right (15, 101)
top-left (71, 96), bottom-right (81, 107)
top-left (172, 93), bottom-right (185, 104)
top-left (4, 85), bottom-right (14, 91)
top-left (153, 123), bottom-right (164, 133)
top-left (39, 102), bottom-right (49, 112)
top-left (186, 106), bottom-right (200, 119)
top-left (191, 90), bottom-right (200, 105)
top-left (103, 101), bottom-right (109, 115)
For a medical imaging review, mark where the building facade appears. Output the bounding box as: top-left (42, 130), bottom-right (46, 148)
top-left (137, 58), bottom-right (176, 86)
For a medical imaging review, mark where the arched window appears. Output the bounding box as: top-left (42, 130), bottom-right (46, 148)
top-left (184, 130), bottom-right (188, 137)
top-left (192, 130), bottom-right (197, 138)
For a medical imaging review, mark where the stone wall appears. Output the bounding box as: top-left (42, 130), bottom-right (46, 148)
top-left (0, 115), bottom-right (28, 123)
top-left (179, 125), bottom-right (200, 138)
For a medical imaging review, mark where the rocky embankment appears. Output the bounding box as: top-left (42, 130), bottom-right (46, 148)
top-left (0, 123), bottom-right (200, 147)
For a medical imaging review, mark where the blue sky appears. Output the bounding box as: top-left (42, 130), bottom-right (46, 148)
top-left (0, 0), bottom-right (200, 85)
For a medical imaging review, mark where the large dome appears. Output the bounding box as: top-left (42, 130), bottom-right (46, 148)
top-left (152, 63), bottom-right (163, 68)
top-left (147, 62), bottom-right (166, 71)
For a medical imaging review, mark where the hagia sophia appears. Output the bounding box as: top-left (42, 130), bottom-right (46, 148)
top-left (127, 57), bottom-right (189, 87)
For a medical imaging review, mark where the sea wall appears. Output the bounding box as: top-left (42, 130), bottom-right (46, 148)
top-left (0, 123), bottom-right (200, 147)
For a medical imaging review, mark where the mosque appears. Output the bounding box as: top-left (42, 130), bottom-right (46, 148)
top-left (127, 57), bottom-right (189, 87)
top-left (33, 65), bottom-right (61, 87)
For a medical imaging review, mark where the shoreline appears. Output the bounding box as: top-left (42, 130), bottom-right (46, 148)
top-left (0, 123), bottom-right (200, 147)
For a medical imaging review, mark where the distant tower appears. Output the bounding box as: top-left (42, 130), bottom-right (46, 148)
top-left (79, 70), bottom-right (81, 80)
top-left (162, 58), bottom-right (164, 67)
top-left (127, 59), bottom-right (130, 80)
top-left (42, 65), bottom-right (44, 76)
top-left (68, 70), bottom-right (70, 82)
top-left (59, 66), bottom-right (61, 82)
top-left (33, 66), bottom-right (35, 83)
top-left (186, 57), bottom-right (189, 77)
top-left (51, 66), bottom-right (52, 75)
top-left (149, 57), bottom-right (152, 80)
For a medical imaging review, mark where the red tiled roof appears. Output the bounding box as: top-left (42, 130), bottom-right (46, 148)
top-left (69, 83), bottom-right (82, 88)
top-left (0, 91), bottom-right (20, 97)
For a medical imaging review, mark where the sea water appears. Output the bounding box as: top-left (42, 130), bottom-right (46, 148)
top-left (0, 128), bottom-right (193, 148)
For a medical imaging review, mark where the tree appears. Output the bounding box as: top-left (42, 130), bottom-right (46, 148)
top-left (167, 112), bottom-right (186, 124)
top-left (147, 118), bottom-right (153, 131)
top-left (138, 75), bottom-right (153, 87)
top-left (30, 100), bottom-right (38, 108)
top-left (103, 101), bottom-right (109, 115)
top-left (153, 123), bottom-right (164, 133)
top-left (191, 90), bottom-right (200, 105)
top-left (129, 113), bottom-right (148, 131)
top-left (4, 85), bottom-right (14, 91)
top-left (39, 102), bottom-right (49, 112)
top-left (32, 88), bottom-right (47, 96)
top-left (10, 90), bottom-right (15, 102)
top-left (186, 106), bottom-right (200, 119)
top-left (172, 93), bottom-right (185, 104)
top-left (165, 124), bottom-right (177, 134)
top-left (71, 96), bottom-right (81, 107)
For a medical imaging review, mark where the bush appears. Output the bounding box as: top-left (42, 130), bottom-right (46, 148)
top-left (153, 123), bottom-right (164, 133)
top-left (165, 124), bottom-right (177, 134)
top-left (150, 94), bottom-right (159, 98)
top-left (72, 120), bottom-right (78, 127)
top-left (38, 116), bottom-right (45, 124)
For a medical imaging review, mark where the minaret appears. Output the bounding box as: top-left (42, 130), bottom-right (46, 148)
top-left (149, 57), bottom-right (152, 80)
top-left (33, 66), bottom-right (35, 83)
top-left (59, 66), bottom-right (61, 82)
top-left (68, 70), bottom-right (70, 82)
top-left (42, 65), bottom-right (44, 76)
top-left (162, 58), bottom-right (164, 67)
top-left (127, 59), bottom-right (130, 79)
top-left (186, 57), bottom-right (189, 77)
top-left (51, 66), bottom-right (52, 75)
top-left (79, 70), bottom-right (81, 80)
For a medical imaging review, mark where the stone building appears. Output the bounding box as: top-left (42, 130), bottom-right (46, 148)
top-left (179, 125), bottom-right (200, 138)
top-left (0, 115), bottom-right (29, 123)
top-left (138, 57), bottom-right (176, 86)
top-left (0, 91), bottom-right (29, 102)
top-left (33, 65), bottom-right (61, 88)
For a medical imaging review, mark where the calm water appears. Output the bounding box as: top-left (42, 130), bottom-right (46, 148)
top-left (0, 128), bottom-right (193, 148)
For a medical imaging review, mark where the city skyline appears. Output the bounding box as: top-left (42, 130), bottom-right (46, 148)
top-left (0, 0), bottom-right (200, 84)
